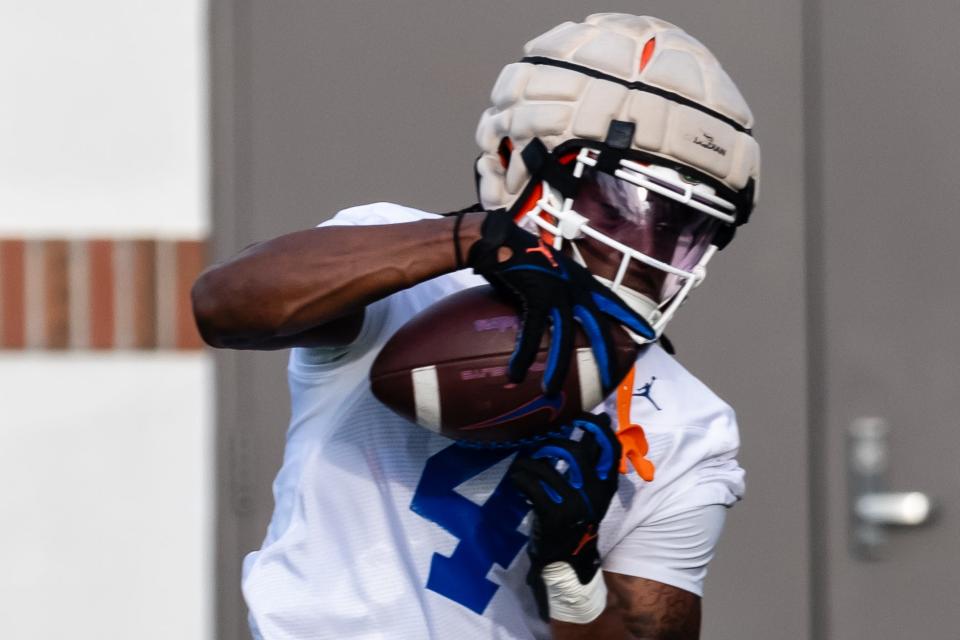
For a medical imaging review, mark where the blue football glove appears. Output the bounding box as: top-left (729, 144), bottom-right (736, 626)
top-left (463, 210), bottom-right (655, 396)
top-left (509, 412), bottom-right (622, 621)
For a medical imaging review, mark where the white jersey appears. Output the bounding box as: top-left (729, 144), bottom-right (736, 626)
top-left (242, 202), bottom-right (745, 640)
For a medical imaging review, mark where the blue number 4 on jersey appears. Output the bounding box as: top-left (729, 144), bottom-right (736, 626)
top-left (410, 444), bottom-right (532, 614)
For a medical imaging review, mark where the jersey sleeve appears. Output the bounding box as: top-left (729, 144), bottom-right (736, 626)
top-left (598, 420), bottom-right (743, 583)
top-left (597, 345), bottom-right (746, 594)
top-left (601, 503), bottom-right (728, 597)
top-left (599, 421), bottom-right (743, 597)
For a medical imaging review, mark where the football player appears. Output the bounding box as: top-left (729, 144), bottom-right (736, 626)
top-left (193, 14), bottom-right (759, 640)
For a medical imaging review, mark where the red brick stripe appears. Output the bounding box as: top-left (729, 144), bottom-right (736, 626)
top-left (0, 237), bottom-right (207, 351)
top-left (0, 240), bottom-right (26, 349)
top-left (175, 240), bottom-right (205, 350)
top-left (44, 240), bottom-right (70, 350)
top-left (88, 239), bottom-right (115, 350)
top-left (132, 239), bottom-right (157, 349)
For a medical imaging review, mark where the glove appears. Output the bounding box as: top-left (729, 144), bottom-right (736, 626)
top-left (509, 412), bottom-right (622, 623)
top-left (459, 210), bottom-right (655, 396)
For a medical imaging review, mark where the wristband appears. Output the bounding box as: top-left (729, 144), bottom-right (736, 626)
top-left (541, 561), bottom-right (608, 624)
top-left (452, 211), bottom-right (466, 270)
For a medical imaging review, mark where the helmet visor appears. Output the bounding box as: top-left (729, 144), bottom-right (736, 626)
top-left (570, 168), bottom-right (722, 303)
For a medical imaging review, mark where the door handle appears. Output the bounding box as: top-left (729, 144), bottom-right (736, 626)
top-left (847, 417), bottom-right (935, 558)
top-left (854, 492), bottom-right (931, 526)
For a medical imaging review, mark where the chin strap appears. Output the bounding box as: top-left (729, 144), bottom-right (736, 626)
top-left (615, 364), bottom-right (655, 481)
top-left (520, 138), bottom-right (581, 200)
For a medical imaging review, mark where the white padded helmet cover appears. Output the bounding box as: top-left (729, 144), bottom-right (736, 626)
top-left (476, 13), bottom-right (760, 212)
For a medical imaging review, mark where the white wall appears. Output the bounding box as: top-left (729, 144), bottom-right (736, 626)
top-left (0, 0), bottom-right (208, 238)
top-left (0, 355), bottom-right (213, 639)
top-left (0, 2), bottom-right (213, 638)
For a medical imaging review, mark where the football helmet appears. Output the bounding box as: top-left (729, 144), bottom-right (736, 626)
top-left (475, 13), bottom-right (760, 341)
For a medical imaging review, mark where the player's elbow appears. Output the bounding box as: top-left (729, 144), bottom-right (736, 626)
top-left (190, 265), bottom-right (278, 349)
top-left (191, 267), bottom-right (234, 348)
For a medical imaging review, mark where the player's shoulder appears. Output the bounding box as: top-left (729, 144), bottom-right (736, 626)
top-left (622, 344), bottom-right (735, 429)
top-left (322, 202), bottom-right (442, 227)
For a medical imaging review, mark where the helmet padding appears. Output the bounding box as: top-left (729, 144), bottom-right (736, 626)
top-left (475, 14), bottom-right (760, 215)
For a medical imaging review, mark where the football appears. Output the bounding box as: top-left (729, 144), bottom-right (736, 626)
top-left (370, 285), bottom-right (640, 444)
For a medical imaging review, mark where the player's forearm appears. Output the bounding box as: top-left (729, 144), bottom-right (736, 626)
top-left (549, 606), bottom-right (627, 640)
top-left (546, 572), bottom-right (628, 640)
top-left (192, 213), bottom-right (483, 347)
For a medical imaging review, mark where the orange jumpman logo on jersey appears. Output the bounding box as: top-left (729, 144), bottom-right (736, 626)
top-left (572, 525), bottom-right (598, 556)
top-left (525, 239), bottom-right (558, 268)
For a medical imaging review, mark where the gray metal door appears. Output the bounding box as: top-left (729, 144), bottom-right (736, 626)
top-left (814, 1), bottom-right (960, 637)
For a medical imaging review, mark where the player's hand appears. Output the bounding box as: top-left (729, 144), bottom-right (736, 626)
top-left (509, 412), bottom-right (622, 622)
top-left (465, 210), bottom-right (655, 395)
